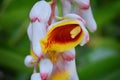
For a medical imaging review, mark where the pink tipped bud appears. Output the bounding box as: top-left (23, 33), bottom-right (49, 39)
top-left (40, 59), bottom-right (53, 78)
top-left (30, 1), bottom-right (51, 22)
top-left (40, 73), bottom-right (48, 80)
top-left (24, 55), bottom-right (34, 67)
top-left (79, 7), bottom-right (97, 32)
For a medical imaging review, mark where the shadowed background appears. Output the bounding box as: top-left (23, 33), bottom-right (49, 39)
top-left (0, 0), bottom-right (120, 80)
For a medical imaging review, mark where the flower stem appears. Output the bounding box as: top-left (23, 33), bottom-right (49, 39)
top-left (48, 0), bottom-right (56, 25)
top-left (33, 57), bottom-right (40, 73)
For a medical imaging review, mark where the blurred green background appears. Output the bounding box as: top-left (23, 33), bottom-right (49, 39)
top-left (0, 0), bottom-right (120, 80)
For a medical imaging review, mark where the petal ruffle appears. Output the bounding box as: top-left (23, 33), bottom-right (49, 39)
top-left (77, 20), bottom-right (89, 46)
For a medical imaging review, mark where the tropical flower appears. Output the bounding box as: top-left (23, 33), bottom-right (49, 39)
top-left (40, 14), bottom-right (89, 53)
top-left (24, 0), bottom-right (97, 80)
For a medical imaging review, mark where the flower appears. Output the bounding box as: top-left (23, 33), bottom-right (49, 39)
top-left (40, 59), bottom-right (53, 80)
top-left (25, 1), bottom-right (53, 79)
top-left (27, 0), bottom-right (51, 58)
top-left (24, 55), bottom-right (35, 67)
top-left (40, 14), bottom-right (89, 53)
top-left (25, 0), bottom-right (97, 80)
top-left (48, 49), bottom-right (79, 80)
top-left (74, 6), bottom-right (97, 32)
top-left (30, 0), bottom-right (51, 22)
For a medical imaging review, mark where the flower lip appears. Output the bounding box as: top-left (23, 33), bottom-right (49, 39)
top-left (48, 24), bottom-right (82, 44)
top-left (40, 19), bottom-right (84, 53)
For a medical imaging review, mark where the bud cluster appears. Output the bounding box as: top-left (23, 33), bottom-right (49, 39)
top-left (24, 0), bottom-right (97, 80)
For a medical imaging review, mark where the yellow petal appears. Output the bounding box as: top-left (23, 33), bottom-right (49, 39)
top-left (47, 51), bottom-right (58, 64)
top-left (50, 71), bottom-right (70, 80)
top-left (40, 19), bottom-right (84, 53)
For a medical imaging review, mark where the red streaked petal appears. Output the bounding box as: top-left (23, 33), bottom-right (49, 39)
top-left (40, 20), bottom-right (84, 53)
top-left (48, 24), bottom-right (81, 43)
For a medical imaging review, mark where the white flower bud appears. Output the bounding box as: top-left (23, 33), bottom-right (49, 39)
top-left (79, 7), bottom-right (97, 32)
top-left (30, 1), bottom-right (51, 22)
top-left (24, 55), bottom-right (34, 67)
top-left (40, 59), bottom-right (53, 77)
top-left (31, 73), bottom-right (41, 80)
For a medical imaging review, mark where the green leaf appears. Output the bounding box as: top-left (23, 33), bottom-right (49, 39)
top-left (78, 55), bottom-right (120, 80)
top-left (0, 48), bottom-right (32, 73)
